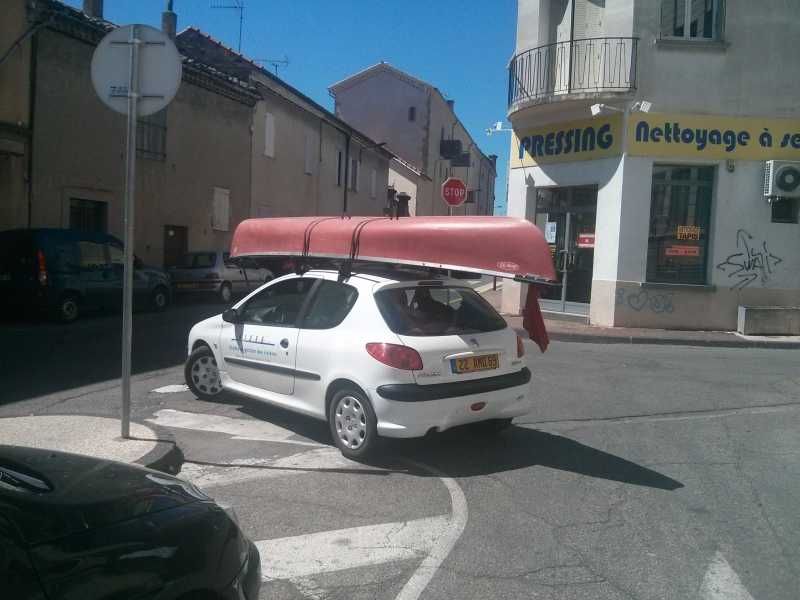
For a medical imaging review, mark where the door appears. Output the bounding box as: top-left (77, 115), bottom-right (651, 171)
top-left (220, 277), bottom-right (317, 395)
top-left (163, 225), bottom-right (188, 269)
top-left (536, 186), bottom-right (597, 315)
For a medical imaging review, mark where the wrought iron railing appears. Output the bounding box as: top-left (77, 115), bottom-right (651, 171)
top-left (508, 37), bottom-right (638, 110)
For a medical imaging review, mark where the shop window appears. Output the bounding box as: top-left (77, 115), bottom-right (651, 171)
top-left (660, 0), bottom-right (724, 41)
top-left (771, 198), bottom-right (799, 224)
top-left (646, 165), bottom-right (714, 285)
top-left (137, 109), bottom-right (167, 160)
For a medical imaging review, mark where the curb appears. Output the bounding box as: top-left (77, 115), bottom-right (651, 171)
top-left (134, 421), bottom-right (185, 475)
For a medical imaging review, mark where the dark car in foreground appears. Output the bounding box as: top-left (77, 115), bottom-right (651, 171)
top-left (0, 229), bottom-right (171, 322)
top-left (0, 446), bottom-right (260, 600)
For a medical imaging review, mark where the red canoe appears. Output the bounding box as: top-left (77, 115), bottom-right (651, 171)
top-left (230, 216), bottom-right (556, 283)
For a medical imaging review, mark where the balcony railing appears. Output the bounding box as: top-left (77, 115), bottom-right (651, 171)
top-left (508, 37), bottom-right (638, 110)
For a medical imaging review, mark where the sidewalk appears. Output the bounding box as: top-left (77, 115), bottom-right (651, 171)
top-left (479, 287), bottom-right (800, 350)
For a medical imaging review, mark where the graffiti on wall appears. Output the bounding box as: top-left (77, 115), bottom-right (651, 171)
top-left (715, 229), bottom-right (783, 290)
top-left (616, 289), bottom-right (675, 313)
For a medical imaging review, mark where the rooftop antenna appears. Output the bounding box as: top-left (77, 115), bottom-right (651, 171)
top-left (210, 0), bottom-right (244, 52)
top-left (253, 55), bottom-right (289, 76)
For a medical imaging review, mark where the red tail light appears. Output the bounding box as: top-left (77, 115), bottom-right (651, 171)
top-left (36, 249), bottom-right (48, 286)
top-left (366, 343), bottom-right (423, 371)
top-left (516, 335), bottom-right (525, 358)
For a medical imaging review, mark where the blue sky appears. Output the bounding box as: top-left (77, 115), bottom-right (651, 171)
top-left (67, 0), bottom-right (517, 214)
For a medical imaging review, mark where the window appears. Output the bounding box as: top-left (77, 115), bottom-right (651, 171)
top-left (238, 278), bottom-right (316, 327)
top-left (304, 132), bottom-right (315, 175)
top-left (646, 165), bottom-right (714, 285)
top-left (771, 198), bottom-right (799, 224)
top-left (349, 157), bottom-right (359, 191)
top-left (212, 187), bottom-right (230, 232)
top-left (370, 168), bottom-right (377, 199)
top-left (301, 281), bottom-right (359, 329)
top-left (78, 241), bottom-right (107, 269)
top-left (137, 109), bottom-right (167, 160)
top-left (375, 286), bottom-right (506, 336)
top-left (180, 252), bottom-right (217, 268)
top-left (660, 0), bottom-right (723, 40)
top-left (69, 198), bottom-right (107, 233)
top-left (336, 150), bottom-right (343, 186)
top-left (264, 112), bottom-right (275, 157)
top-left (408, 106), bottom-right (416, 122)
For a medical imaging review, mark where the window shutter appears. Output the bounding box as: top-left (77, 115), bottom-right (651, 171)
top-left (370, 168), bottom-right (377, 198)
top-left (304, 132), bottom-right (314, 175)
top-left (264, 112), bottom-right (275, 158)
top-left (212, 187), bottom-right (230, 231)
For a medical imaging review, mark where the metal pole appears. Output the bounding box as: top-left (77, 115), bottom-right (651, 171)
top-left (121, 25), bottom-right (140, 439)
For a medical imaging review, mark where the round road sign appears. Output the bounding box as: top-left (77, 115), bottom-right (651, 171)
top-left (91, 24), bottom-right (182, 117)
top-left (441, 177), bottom-right (468, 207)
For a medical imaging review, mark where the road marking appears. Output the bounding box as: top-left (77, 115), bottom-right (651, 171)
top-left (151, 384), bottom-right (189, 393)
top-left (146, 408), bottom-right (323, 447)
top-left (258, 515), bottom-right (450, 580)
top-left (700, 552), bottom-right (754, 600)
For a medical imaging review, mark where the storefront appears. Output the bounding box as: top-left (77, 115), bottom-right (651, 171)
top-left (503, 113), bottom-right (800, 331)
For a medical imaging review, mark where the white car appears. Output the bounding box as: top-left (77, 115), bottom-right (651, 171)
top-left (184, 268), bottom-right (532, 458)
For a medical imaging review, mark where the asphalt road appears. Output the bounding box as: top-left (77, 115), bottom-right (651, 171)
top-left (1, 304), bottom-right (799, 599)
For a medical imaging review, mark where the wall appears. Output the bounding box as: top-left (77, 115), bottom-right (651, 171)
top-left (388, 162), bottom-right (419, 216)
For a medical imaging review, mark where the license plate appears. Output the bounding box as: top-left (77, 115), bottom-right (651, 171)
top-left (451, 354), bottom-right (499, 374)
top-left (177, 282), bottom-right (199, 289)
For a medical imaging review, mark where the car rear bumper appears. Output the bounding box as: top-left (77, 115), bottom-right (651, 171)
top-left (372, 368), bottom-right (533, 438)
top-left (220, 541), bottom-right (261, 600)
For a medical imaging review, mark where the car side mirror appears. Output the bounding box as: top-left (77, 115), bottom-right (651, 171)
top-left (222, 307), bottom-right (239, 323)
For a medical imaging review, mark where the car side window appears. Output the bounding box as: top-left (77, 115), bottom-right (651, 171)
top-left (78, 241), bottom-right (108, 269)
top-left (301, 280), bottom-right (359, 330)
top-left (108, 244), bottom-right (124, 266)
top-left (238, 278), bottom-right (315, 327)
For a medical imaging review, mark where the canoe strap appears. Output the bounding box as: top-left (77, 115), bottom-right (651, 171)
top-left (339, 217), bottom-right (391, 282)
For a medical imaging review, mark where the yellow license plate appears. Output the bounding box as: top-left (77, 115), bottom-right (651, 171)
top-left (452, 354), bottom-right (499, 374)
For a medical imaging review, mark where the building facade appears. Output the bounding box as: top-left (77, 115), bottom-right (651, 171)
top-left (503, 0), bottom-right (800, 331)
top-left (329, 63), bottom-right (497, 217)
top-left (0, 0), bottom-right (391, 268)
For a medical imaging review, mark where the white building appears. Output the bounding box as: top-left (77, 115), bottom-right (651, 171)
top-left (329, 63), bottom-right (497, 217)
top-left (503, 0), bottom-right (800, 332)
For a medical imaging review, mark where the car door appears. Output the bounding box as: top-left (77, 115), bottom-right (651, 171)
top-left (220, 277), bottom-right (317, 395)
top-left (77, 239), bottom-right (114, 310)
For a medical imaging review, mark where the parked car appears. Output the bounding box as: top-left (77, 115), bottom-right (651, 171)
top-left (168, 251), bottom-right (273, 303)
top-left (184, 268), bottom-right (531, 459)
top-left (0, 445), bottom-right (261, 600)
top-left (0, 228), bottom-right (171, 323)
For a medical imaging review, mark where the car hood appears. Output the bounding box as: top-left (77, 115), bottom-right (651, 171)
top-left (0, 446), bottom-right (207, 547)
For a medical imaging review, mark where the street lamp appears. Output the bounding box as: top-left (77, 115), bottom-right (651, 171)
top-left (590, 100), bottom-right (652, 116)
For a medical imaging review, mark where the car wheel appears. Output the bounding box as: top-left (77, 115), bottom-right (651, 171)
top-left (185, 346), bottom-right (223, 400)
top-left (471, 418), bottom-right (513, 435)
top-left (55, 293), bottom-right (80, 323)
top-left (151, 286), bottom-right (169, 312)
top-left (329, 387), bottom-right (379, 460)
top-left (219, 282), bottom-right (232, 304)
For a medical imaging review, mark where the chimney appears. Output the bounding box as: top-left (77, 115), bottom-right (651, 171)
top-left (162, 0), bottom-right (177, 40)
top-left (489, 154), bottom-right (498, 169)
top-left (446, 99), bottom-right (455, 111)
top-left (83, 0), bottom-right (103, 19)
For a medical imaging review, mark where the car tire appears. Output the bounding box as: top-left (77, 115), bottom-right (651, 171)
top-left (185, 346), bottom-right (223, 400)
top-left (151, 286), bottom-right (169, 312)
top-left (54, 293), bottom-right (80, 323)
top-left (471, 418), bottom-right (513, 435)
top-left (219, 282), bottom-right (232, 304)
top-left (329, 387), bottom-right (379, 460)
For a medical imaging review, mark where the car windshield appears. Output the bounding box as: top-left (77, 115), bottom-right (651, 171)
top-left (375, 285), bottom-right (507, 336)
top-left (179, 252), bottom-right (216, 269)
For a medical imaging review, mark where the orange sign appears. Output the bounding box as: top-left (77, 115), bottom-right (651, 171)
top-left (665, 245), bottom-right (700, 257)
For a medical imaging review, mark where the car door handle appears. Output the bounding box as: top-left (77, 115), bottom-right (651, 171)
top-left (280, 338), bottom-right (289, 349)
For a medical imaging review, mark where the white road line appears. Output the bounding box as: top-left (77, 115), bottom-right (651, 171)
top-left (178, 447), bottom-right (376, 488)
top-left (395, 460), bottom-right (468, 600)
top-left (151, 384), bottom-right (189, 394)
top-left (146, 408), bottom-right (323, 447)
top-left (257, 515), bottom-right (450, 580)
top-left (700, 552), bottom-right (755, 600)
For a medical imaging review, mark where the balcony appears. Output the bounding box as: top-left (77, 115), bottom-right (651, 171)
top-left (508, 37), bottom-right (638, 114)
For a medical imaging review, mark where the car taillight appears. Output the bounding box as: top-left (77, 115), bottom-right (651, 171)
top-left (516, 335), bottom-right (525, 358)
top-left (36, 249), bottom-right (47, 286)
top-left (366, 343), bottom-right (423, 371)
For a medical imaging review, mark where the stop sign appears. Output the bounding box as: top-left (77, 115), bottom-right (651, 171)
top-left (441, 177), bottom-right (467, 207)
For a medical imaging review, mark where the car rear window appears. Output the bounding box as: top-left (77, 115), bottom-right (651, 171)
top-left (180, 252), bottom-right (217, 268)
top-left (375, 285), bottom-right (506, 336)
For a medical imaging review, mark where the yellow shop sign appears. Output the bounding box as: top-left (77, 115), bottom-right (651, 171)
top-left (628, 114), bottom-right (800, 160)
top-left (512, 115), bottom-right (623, 167)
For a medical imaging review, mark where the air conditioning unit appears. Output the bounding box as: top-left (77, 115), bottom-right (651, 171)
top-left (764, 160), bottom-right (800, 199)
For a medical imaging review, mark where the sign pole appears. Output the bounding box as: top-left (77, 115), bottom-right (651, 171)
top-left (121, 25), bottom-right (140, 439)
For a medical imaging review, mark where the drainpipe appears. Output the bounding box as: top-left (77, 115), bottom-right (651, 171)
top-left (26, 29), bottom-right (38, 228)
